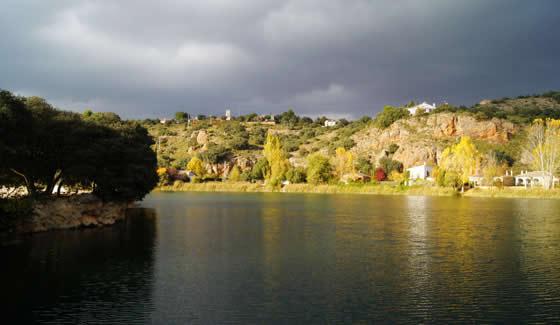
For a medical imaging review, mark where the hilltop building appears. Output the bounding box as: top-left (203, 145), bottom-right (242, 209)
top-left (407, 102), bottom-right (437, 115)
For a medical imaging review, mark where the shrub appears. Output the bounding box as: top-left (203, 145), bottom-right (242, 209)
top-left (228, 166), bottom-right (241, 182)
top-left (306, 153), bottom-right (332, 185)
top-left (374, 106), bottom-right (410, 128)
top-left (378, 157), bottom-right (403, 174)
top-left (374, 168), bottom-right (386, 181)
top-left (200, 144), bottom-right (231, 164)
top-left (286, 167), bottom-right (307, 183)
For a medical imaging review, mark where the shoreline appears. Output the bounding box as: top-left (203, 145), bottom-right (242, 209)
top-left (157, 182), bottom-right (457, 197)
top-left (156, 182), bottom-right (560, 199)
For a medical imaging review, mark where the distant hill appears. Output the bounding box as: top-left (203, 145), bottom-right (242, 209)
top-left (143, 90), bottom-right (560, 175)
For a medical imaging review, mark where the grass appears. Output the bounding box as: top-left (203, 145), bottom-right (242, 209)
top-left (158, 181), bottom-right (269, 193)
top-left (157, 181), bottom-right (560, 199)
top-left (464, 187), bottom-right (560, 199)
top-left (157, 181), bottom-right (458, 197)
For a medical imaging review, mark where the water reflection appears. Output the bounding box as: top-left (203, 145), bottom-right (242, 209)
top-left (0, 208), bottom-right (157, 324)
top-left (3, 193), bottom-right (560, 323)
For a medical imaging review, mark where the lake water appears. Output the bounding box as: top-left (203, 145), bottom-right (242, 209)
top-left (2, 192), bottom-right (560, 323)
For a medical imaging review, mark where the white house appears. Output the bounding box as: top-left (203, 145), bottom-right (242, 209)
top-left (225, 109), bottom-right (232, 121)
top-left (514, 171), bottom-right (559, 188)
top-left (406, 163), bottom-right (433, 181)
top-left (407, 102), bottom-right (437, 115)
top-left (324, 119), bottom-right (337, 127)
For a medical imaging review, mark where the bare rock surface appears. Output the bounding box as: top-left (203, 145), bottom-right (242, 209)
top-left (16, 194), bottom-right (129, 233)
top-left (352, 113), bottom-right (518, 167)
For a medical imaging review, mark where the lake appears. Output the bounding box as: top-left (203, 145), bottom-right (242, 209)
top-left (2, 192), bottom-right (560, 323)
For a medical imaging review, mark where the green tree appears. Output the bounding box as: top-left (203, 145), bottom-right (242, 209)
top-left (0, 89), bottom-right (158, 201)
top-left (373, 106), bottom-right (410, 129)
top-left (355, 157), bottom-right (374, 175)
top-left (286, 167), bottom-right (306, 183)
top-left (250, 158), bottom-right (269, 181)
top-left (306, 153), bottom-right (331, 185)
top-left (200, 144), bottom-right (231, 164)
top-left (378, 157), bottom-right (403, 175)
top-left (175, 112), bottom-right (189, 122)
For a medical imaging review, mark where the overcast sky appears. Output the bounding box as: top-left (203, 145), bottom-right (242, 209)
top-left (1, 0), bottom-right (560, 119)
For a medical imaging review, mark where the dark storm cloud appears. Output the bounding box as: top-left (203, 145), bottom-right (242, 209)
top-left (1, 0), bottom-right (560, 119)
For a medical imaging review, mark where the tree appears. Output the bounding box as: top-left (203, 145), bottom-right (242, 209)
top-left (0, 89), bottom-right (158, 201)
top-left (525, 118), bottom-right (560, 189)
top-left (378, 157), bottom-right (403, 175)
top-left (439, 136), bottom-right (481, 191)
top-left (263, 134), bottom-right (289, 186)
top-left (374, 168), bottom-right (386, 181)
top-left (355, 157), bottom-right (374, 175)
top-left (186, 157), bottom-right (205, 177)
top-left (482, 153), bottom-right (506, 186)
top-left (175, 112), bottom-right (189, 122)
top-left (277, 109), bottom-right (299, 126)
top-left (228, 165), bottom-right (241, 182)
top-left (374, 106), bottom-right (410, 129)
top-left (334, 147), bottom-right (354, 179)
top-left (250, 158), bottom-right (269, 181)
top-left (200, 144), bottom-right (231, 164)
top-left (306, 153), bottom-right (331, 185)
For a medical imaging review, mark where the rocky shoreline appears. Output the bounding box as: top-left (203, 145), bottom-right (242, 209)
top-left (15, 194), bottom-right (131, 234)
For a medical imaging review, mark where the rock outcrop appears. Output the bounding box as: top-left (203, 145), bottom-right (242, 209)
top-left (352, 113), bottom-right (518, 167)
top-left (16, 194), bottom-right (130, 233)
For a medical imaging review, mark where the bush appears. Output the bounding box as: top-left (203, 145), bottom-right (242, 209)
top-left (306, 153), bottom-right (332, 185)
top-left (378, 157), bottom-right (403, 174)
top-left (374, 168), bottom-right (386, 181)
top-left (200, 144), bottom-right (231, 164)
top-left (228, 166), bottom-right (241, 182)
top-left (374, 106), bottom-right (410, 128)
top-left (286, 167), bottom-right (307, 183)
top-left (250, 158), bottom-right (269, 180)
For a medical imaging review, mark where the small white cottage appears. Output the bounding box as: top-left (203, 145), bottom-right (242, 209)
top-left (407, 102), bottom-right (437, 115)
top-left (406, 163), bottom-right (433, 180)
top-left (324, 120), bottom-right (338, 127)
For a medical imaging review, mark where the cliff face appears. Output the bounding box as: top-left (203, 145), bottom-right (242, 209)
top-left (16, 195), bottom-right (129, 233)
top-left (352, 113), bottom-right (518, 167)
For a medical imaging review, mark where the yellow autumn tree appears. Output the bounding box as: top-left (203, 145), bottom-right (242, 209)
top-left (482, 153), bottom-right (507, 186)
top-left (334, 147), bottom-right (354, 179)
top-left (439, 136), bottom-right (481, 191)
top-left (263, 134), bottom-right (289, 187)
top-left (186, 157), bottom-right (205, 177)
top-left (526, 118), bottom-right (560, 189)
top-left (228, 165), bottom-right (241, 182)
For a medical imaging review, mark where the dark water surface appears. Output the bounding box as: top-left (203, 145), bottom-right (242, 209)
top-left (2, 192), bottom-right (560, 323)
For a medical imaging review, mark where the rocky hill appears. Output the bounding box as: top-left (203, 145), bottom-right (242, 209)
top-left (352, 113), bottom-right (518, 167)
top-left (144, 91), bottom-right (560, 175)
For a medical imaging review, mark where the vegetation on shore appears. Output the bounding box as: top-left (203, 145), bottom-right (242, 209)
top-left (464, 187), bottom-right (560, 199)
top-left (0, 90), bottom-right (158, 223)
top-left (157, 181), bottom-right (458, 196)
